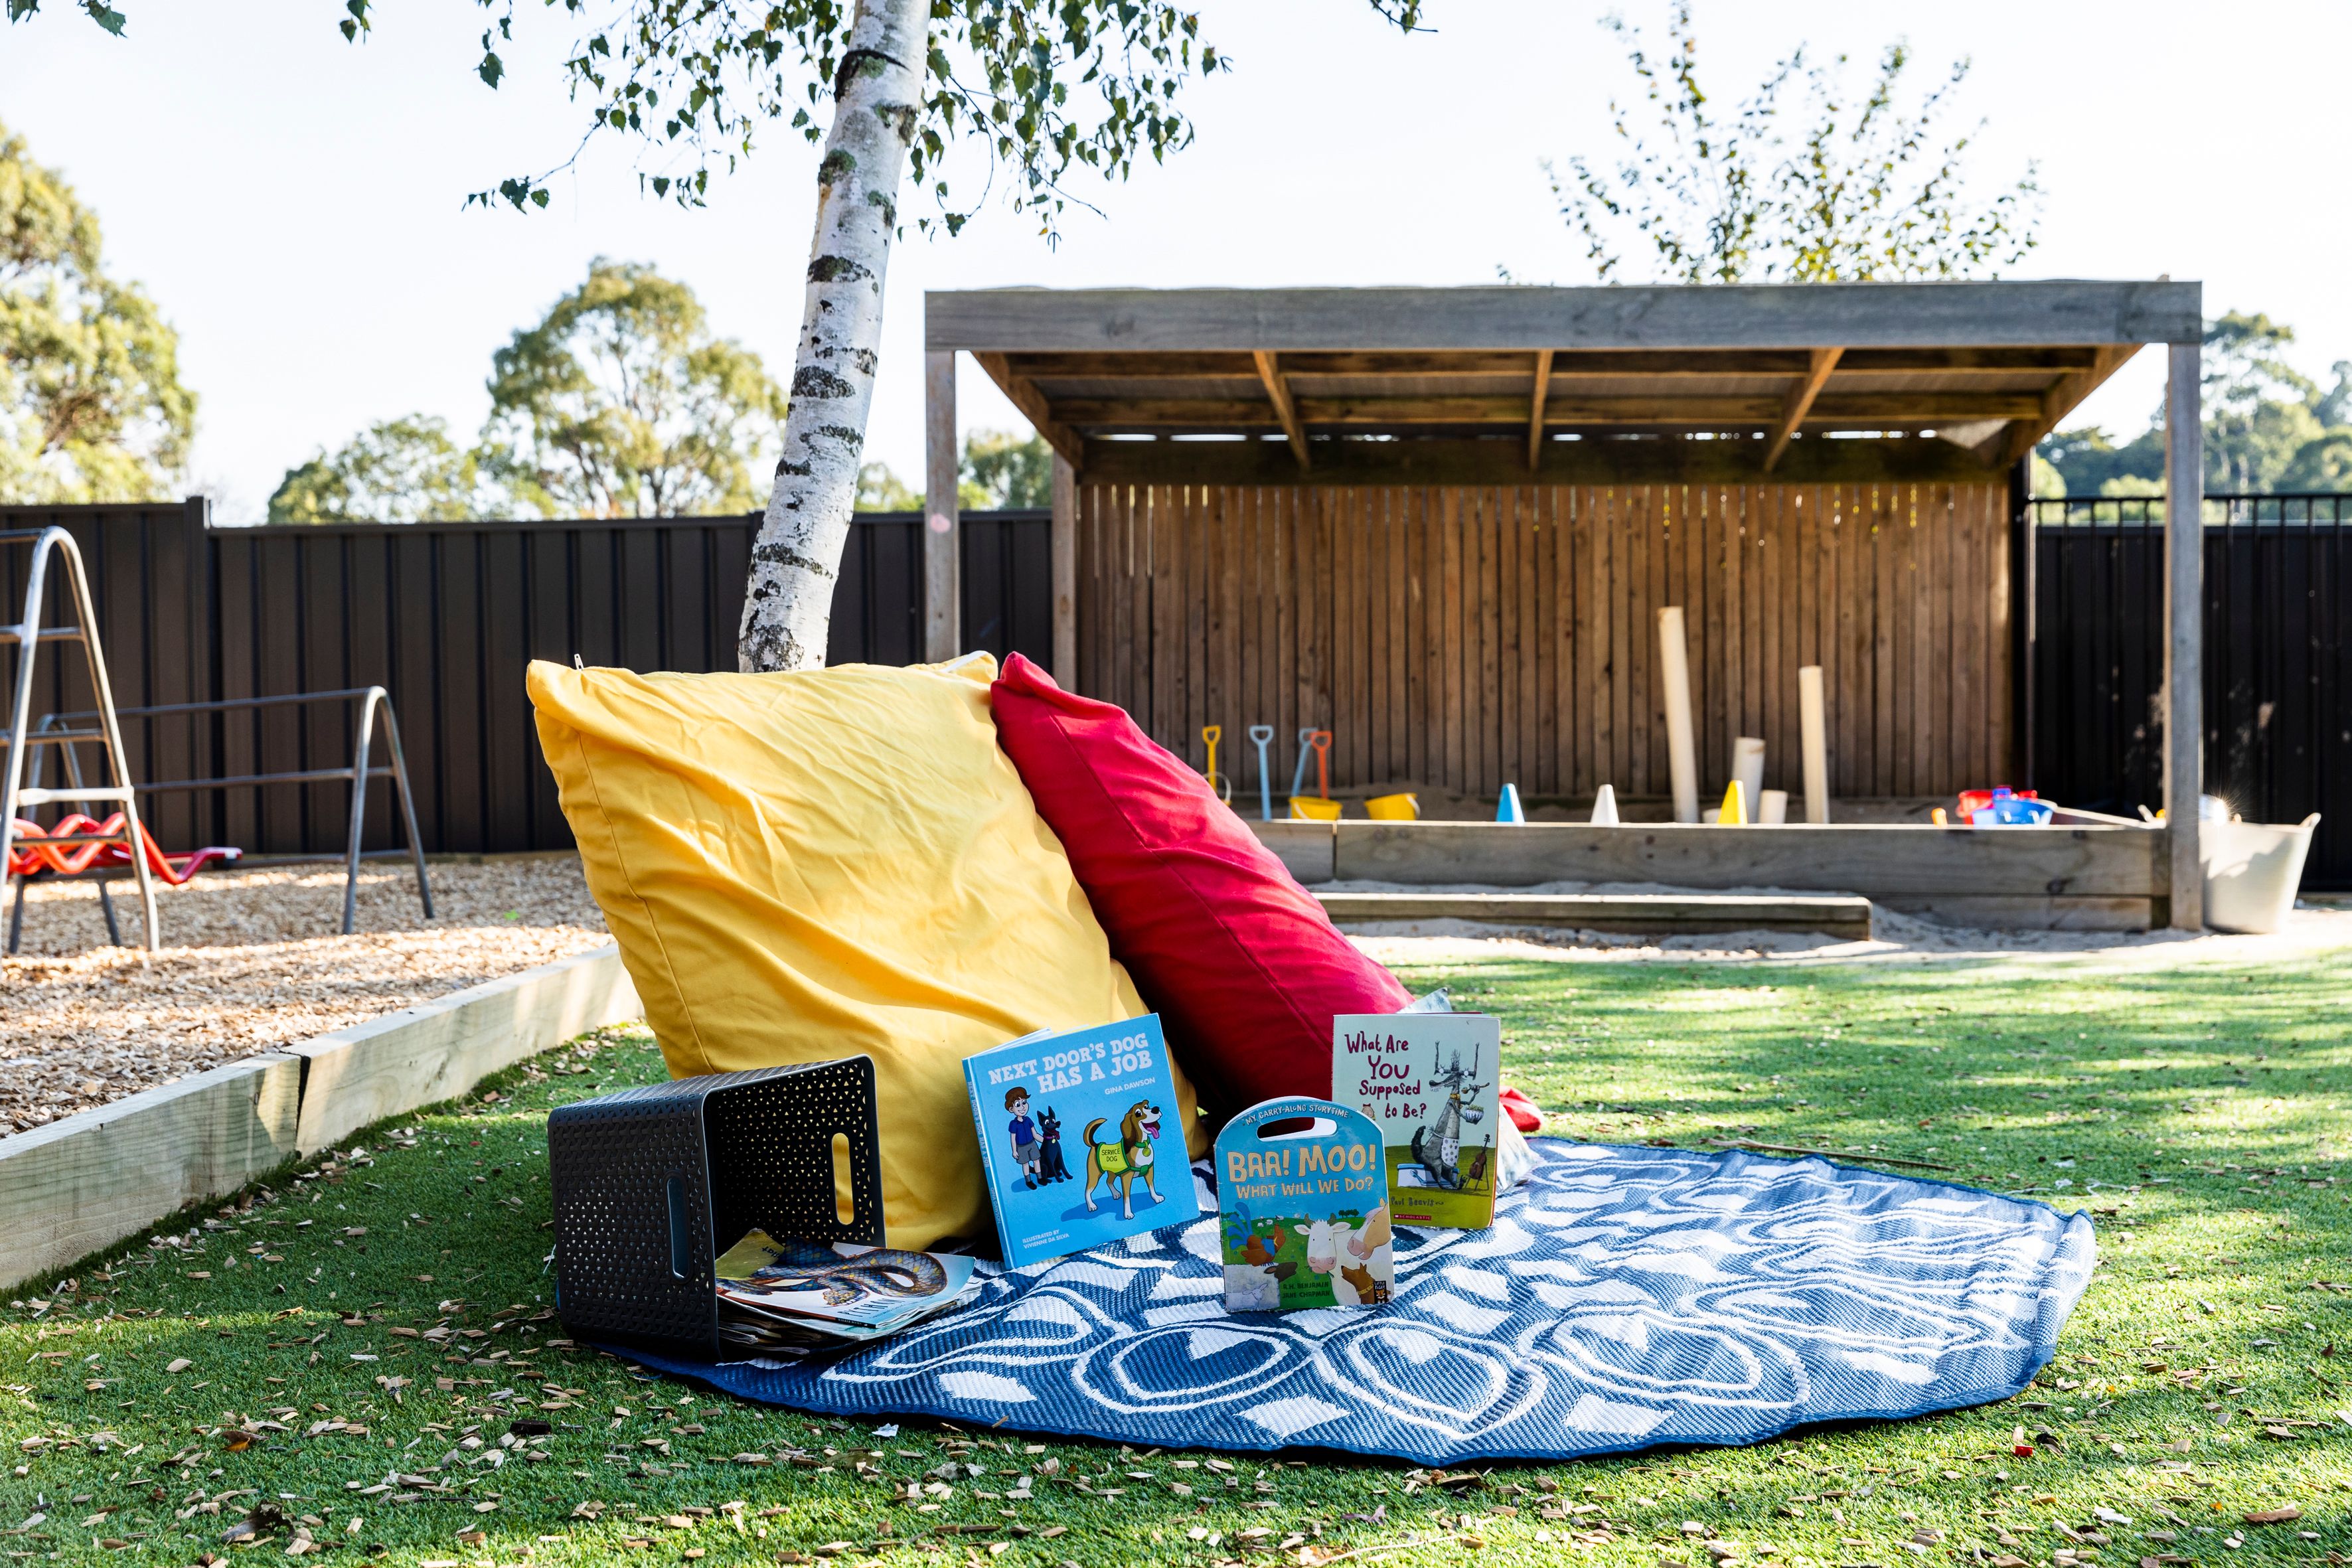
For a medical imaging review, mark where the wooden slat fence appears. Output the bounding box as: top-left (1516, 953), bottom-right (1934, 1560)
top-left (0, 504), bottom-right (1050, 856)
top-left (1076, 481), bottom-right (2013, 805)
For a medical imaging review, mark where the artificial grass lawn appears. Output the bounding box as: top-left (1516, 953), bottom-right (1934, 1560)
top-left (5, 949), bottom-right (2349, 1568)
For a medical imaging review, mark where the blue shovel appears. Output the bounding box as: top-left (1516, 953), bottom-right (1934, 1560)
top-left (1248, 726), bottom-right (1275, 821)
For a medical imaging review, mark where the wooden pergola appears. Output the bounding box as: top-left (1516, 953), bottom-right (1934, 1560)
top-left (923, 281), bottom-right (2209, 926)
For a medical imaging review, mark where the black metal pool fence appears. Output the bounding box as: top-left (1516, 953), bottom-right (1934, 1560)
top-left (2029, 493), bottom-right (2351, 888)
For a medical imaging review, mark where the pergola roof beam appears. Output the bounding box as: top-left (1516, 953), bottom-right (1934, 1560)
top-left (931, 281), bottom-right (2203, 353)
top-left (1528, 349), bottom-right (1553, 471)
top-left (971, 352), bottom-right (1085, 467)
top-left (1997, 343), bottom-right (2142, 465)
top-left (1764, 348), bottom-right (1844, 472)
top-left (1054, 391), bottom-right (2049, 430)
top-left (1252, 351), bottom-right (1310, 469)
top-left (1001, 345), bottom-right (2108, 381)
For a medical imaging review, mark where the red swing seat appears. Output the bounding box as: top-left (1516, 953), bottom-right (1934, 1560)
top-left (7, 814), bottom-right (242, 887)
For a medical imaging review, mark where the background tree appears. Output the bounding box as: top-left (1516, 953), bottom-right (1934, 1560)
top-left (268, 414), bottom-right (495, 523)
top-left (0, 115), bottom-right (196, 503)
top-left (852, 430), bottom-right (1049, 512)
top-left (2038, 311), bottom-right (2352, 496)
top-left (11, 0), bottom-right (1422, 669)
top-left (854, 460), bottom-right (922, 513)
top-left (1553, 2), bottom-right (2037, 283)
top-left (960, 429), bottom-right (1050, 508)
top-left (485, 258), bottom-right (787, 518)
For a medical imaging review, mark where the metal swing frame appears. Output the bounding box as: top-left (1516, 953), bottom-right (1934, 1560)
top-left (0, 527), bottom-right (163, 952)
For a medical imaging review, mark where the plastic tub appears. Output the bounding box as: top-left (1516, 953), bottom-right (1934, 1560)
top-left (2201, 813), bottom-right (2321, 934)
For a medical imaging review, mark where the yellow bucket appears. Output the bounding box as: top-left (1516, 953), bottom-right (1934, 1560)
top-left (1364, 792), bottom-right (1420, 821)
top-left (1288, 795), bottom-right (1343, 822)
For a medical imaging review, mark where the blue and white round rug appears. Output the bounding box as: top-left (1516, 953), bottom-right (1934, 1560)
top-left (619, 1139), bottom-right (2094, 1464)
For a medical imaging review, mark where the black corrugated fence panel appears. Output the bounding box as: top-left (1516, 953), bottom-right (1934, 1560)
top-left (1, 504), bottom-right (1054, 856)
top-left (2031, 495), bottom-right (2352, 890)
top-left (0, 501), bottom-right (209, 849)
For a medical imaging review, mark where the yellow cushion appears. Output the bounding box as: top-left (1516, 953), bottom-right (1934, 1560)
top-left (526, 654), bottom-right (1206, 1251)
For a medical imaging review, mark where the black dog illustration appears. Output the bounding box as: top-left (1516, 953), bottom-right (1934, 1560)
top-left (1036, 1107), bottom-right (1071, 1184)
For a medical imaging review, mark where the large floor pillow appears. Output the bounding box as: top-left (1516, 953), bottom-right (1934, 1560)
top-left (990, 654), bottom-right (1409, 1121)
top-left (527, 655), bottom-right (1208, 1252)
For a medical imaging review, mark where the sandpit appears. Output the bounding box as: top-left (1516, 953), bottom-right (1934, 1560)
top-left (0, 857), bottom-right (607, 1137)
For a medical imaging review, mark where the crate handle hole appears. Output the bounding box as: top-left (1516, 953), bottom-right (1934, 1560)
top-left (831, 1132), bottom-right (855, 1225)
top-left (665, 1175), bottom-right (690, 1279)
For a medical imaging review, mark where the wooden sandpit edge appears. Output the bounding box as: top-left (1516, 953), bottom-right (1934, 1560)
top-left (0, 943), bottom-right (643, 1292)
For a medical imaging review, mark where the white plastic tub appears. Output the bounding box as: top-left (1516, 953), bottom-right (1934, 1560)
top-left (2201, 813), bottom-right (2321, 934)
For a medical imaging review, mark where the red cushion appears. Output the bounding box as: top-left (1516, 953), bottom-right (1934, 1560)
top-left (989, 654), bottom-right (1411, 1119)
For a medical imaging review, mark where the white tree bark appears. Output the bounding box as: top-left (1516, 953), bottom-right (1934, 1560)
top-left (738, 0), bottom-right (928, 672)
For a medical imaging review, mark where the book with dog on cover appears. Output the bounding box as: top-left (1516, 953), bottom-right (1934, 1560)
top-left (963, 1014), bottom-right (1200, 1267)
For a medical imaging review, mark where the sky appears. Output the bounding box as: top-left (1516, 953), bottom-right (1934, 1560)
top-left (5, 0), bottom-right (2349, 522)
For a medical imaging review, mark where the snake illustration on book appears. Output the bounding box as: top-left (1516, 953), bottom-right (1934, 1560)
top-left (750, 1249), bottom-right (951, 1306)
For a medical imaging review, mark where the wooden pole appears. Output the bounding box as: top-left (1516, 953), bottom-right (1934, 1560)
top-left (1733, 736), bottom-right (1766, 818)
top-left (1798, 665), bottom-right (1830, 824)
top-left (1050, 453), bottom-right (1078, 688)
top-left (1658, 606), bottom-right (1699, 824)
top-left (924, 350), bottom-right (960, 662)
top-left (2163, 339), bottom-right (2203, 929)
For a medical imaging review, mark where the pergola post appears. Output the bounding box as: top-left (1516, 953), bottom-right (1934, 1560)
top-left (2163, 339), bottom-right (2203, 929)
top-left (924, 349), bottom-right (961, 661)
top-left (1050, 453), bottom-right (1078, 687)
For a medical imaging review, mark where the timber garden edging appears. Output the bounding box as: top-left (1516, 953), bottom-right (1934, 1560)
top-left (0, 943), bottom-right (642, 1291)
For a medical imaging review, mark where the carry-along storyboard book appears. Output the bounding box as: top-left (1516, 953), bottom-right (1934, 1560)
top-left (1214, 1096), bottom-right (1391, 1313)
top-left (963, 1014), bottom-right (1200, 1268)
top-left (1332, 1012), bottom-right (1503, 1230)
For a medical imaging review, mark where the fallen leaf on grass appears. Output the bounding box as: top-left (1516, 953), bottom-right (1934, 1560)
top-left (165, 1359), bottom-right (192, 1373)
top-left (2243, 1508), bottom-right (2302, 1526)
top-left (221, 1506), bottom-right (284, 1543)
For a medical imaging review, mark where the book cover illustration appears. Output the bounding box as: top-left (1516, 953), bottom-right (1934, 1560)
top-left (963, 1014), bottom-right (1200, 1268)
top-left (1333, 1012), bottom-right (1502, 1230)
top-left (1215, 1095), bottom-right (1391, 1314)
top-left (712, 1232), bottom-right (979, 1356)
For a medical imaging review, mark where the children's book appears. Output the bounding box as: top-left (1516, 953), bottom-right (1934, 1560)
top-left (963, 1014), bottom-right (1200, 1267)
top-left (1332, 1012), bottom-right (1503, 1230)
top-left (1215, 1096), bottom-right (1391, 1313)
top-left (711, 1231), bottom-right (979, 1356)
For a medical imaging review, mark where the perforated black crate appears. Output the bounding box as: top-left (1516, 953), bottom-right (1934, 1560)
top-left (546, 1058), bottom-right (882, 1360)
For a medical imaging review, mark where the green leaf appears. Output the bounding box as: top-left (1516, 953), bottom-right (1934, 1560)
top-left (477, 49), bottom-right (504, 88)
top-left (79, 0), bottom-right (124, 33)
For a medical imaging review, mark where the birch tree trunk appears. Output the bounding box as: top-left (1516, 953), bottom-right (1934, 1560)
top-left (738, 0), bottom-right (928, 672)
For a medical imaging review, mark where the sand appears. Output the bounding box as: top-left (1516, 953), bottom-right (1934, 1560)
top-left (0, 857), bottom-right (608, 1138)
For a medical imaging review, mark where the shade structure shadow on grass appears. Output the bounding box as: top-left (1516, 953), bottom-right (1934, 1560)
top-left (613, 1140), bottom-right (2094, 1465)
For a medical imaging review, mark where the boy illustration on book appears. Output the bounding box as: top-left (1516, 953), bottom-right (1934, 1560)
top-left (1004, 1088), bottom-right (1042, 1190)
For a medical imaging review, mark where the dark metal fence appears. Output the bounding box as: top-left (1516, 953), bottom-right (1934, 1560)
top-left (0, 503), bottom-right (1052, 857)
top-left (2029, 493), bottom-right (2351, 888)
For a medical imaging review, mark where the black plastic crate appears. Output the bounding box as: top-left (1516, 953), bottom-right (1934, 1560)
top-left (546, 1058), bottom-right (882, 1360)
